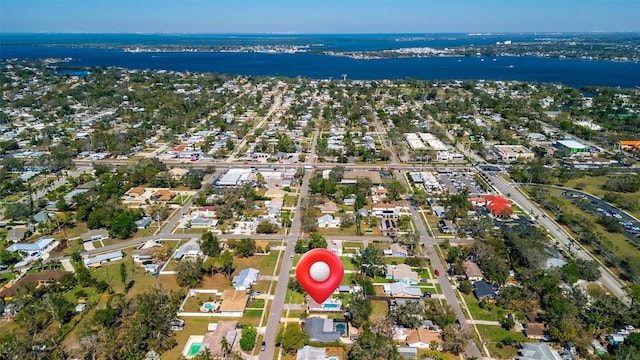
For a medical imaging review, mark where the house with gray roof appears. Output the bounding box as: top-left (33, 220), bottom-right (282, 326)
top-left (7, 227), bottom-right (31, 242)
top-left (232, 268), bottom-right (260, 290)
top-left (388, 282), bottom-right (422, 298)
top-left (174, 243), bottom-right (203, 260)
top-left (304, 317), bottom-right (341, 343)
top-left (135, 217), bottom-right (152, 229)
top-left (317, 214), bottom-right (340, 228)
top-left (33, 210), bottom-right (54, 223)
top-left (190, 217), bottom-right (218, 228)
top-left (517, 343), bottom-right (562, 360)
top-left (296, 346), bottom-right (327, 360)
top-left (473, 280), bottom-right (496, 300)
top-left (7, 237), bottom-right (55, 254)
top-left (85, 250), bottom-right (123, 267)
top-left (80, 228), bottom-right (109, 243)
top-left (64, 188), bottom-right (89, 203)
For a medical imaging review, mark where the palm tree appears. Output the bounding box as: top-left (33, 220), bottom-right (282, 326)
top-left (220, 337), bottom-right (231, 358)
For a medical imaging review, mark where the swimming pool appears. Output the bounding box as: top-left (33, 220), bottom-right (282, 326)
top-left (324, 303), bottom-right (340, 309)
top-left (201, 301), bottom-right (219, 312)
top-left (187, 342), bottom-right (201, 357)
top-left (335, 323), bottom-right (347, 336)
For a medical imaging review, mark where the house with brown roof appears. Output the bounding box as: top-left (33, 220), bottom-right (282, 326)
top-left (0, 270), bottom-right (70, 300)
top-left (151, 189), bottom-right (175, 202)
top-left (463, 261), bottom-right (483, 282)
top-left (406, 328), bottom-right (443, 349)
top-left (524, 322), bottom-right (549, 341)
top-left (386, 264), bottom-right (420, 284)
top-left (125, 186), bottom-right (146, 199)
top-left (219, 290), bottom-right (249, 316)
top-left (264, 187), bottom-right (286, 199)
top-left (318, 201), bottom-right (339, 214)
top-left (200, 320), bottom-right (238, 357)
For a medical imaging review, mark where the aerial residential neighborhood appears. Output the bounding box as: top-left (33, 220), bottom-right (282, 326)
top-left (0, 58), bottom-right (639, 360)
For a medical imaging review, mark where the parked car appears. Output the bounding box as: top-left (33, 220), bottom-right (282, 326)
top-left (434, 269), bottom-right (440, 276)
top-left (261, 341), bottom-right (266, 351)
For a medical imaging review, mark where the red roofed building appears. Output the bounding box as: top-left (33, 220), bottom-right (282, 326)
top-left (484, 195), bottom-right (514, 218)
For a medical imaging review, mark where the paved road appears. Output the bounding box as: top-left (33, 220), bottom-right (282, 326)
top-left (260, 127), bottom-right (320, 360)
top-left (394, 171), bottom-right (484, 359)
top-left (484, 170), bottom-right (630, 305)
top-left (226, 96), bottom-right (282, 162)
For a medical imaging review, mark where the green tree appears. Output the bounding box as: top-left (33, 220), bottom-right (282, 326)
top-left (256, 220), bottom-right (278, 234)
top-left (236, 238), bottom-right (256, 257)
top-left (220, 336), bottom-right (231, 358)
top-left (0, 249), bottom-right (22, 266)
top-left (348, 329), bottom-right (400, 360)
top-left (441, 324), bottom-right (472, 355)
top-left (387, 180), bottom-right (405, 201)
top-left (458, 281), bottom-right (472, 295)
top-left (390, 300), bottom-right (425, 328)
top-left (239, 326), bottom-right (257, 351)
top-left (175, 258), bottom-right (204, 287)
top-left (110, 211), bottom-right (138, 239)
top-left (276, 323), bottom-right (308, 354)
top-left (352, 244), bottom-right (385, 278)
top-left (346, 296), bottom-right (372, 328)
top-left (42, 292), bottom-right (74, 328)
top-left (119, 262), bottom-right (128, 285)
top-left (200, 232), bottom-right (220, 257)
top-left (217, 251), bottom-right (234, 278)
top-left (308, 233), bottom-right (327, 250)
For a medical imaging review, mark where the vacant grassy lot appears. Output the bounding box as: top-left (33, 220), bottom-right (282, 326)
top-left (461, 293), bottom-right (506, 322)
top-left (476, 324), bottom-right (526, 360)
top-left (235, 251), bottom-right (280, 275)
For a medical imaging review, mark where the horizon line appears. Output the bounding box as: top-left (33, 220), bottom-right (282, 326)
top-left (2, 31), bottom-right (639, 35)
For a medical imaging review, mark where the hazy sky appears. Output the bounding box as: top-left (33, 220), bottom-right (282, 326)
top-left (2, 0), bottom-right (639, 33)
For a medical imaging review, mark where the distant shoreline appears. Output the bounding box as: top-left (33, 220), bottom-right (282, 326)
top-left (2, 32), bottom-right (638, 63)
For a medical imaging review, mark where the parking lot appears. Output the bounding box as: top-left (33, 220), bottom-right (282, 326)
top-left (563, 190), bottom-right (640, 241)
top-left (436, 170), bottom-right (485, 195)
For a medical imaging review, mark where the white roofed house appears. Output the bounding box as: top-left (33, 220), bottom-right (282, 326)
top-left (174, 242), bottom-right (204, 260)
top-left (80, 228), bottom-right (109, 243)
top-left (190, 217), bottom-right (217, 229)
top-left (372, 203), bottom-right (399, 218)
top-left (132, 247), bottom-right (159, 263)
top-left (317, 215), bottom-right (341, 228)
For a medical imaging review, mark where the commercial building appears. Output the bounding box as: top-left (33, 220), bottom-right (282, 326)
top-left (493, 145), bottom-right (535, 163)
top-left (619, 140), bottom-right (640, 153)
top-left (555, 139), bottom-right (589, 154)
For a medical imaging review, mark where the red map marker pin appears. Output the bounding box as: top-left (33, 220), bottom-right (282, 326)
top-left (296, 248), bottom-right (344, 304)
